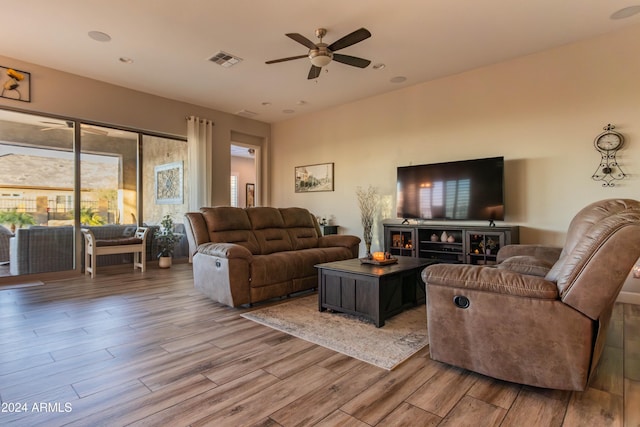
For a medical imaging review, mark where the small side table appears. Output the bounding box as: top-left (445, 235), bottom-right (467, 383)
top-left (321, 225), bottom-right (338, 235)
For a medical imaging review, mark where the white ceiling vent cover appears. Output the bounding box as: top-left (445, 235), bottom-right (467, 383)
top-left (208, 51), bottom-right (243, 68)
top-left (236, 109), bottom-right (257, 118)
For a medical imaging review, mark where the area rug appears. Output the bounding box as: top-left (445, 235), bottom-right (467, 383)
top-left (241, 294), bottom-right (428, 370)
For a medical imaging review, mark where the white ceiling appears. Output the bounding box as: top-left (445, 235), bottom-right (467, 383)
top-left (2, 1), bottom-right (640, 123)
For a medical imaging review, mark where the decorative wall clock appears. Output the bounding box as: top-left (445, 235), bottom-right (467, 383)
top-left (592, 124), bottom-right (626, 187)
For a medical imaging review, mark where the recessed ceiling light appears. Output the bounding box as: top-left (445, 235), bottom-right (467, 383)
top-left (372, 63), bottom-right (386, 70)
top-left (261, 102), bottom-right (272, 107)
top-left (88, 31), bottom-right (111, 42)
top-left (119, 57), bottom-right (134, 64)
top-left (296, 100), bottom-right (307, 106)
top-left (282, 109), bottom-right (295, 114)
top-left (390, 76), bottom-right (407, 83)
top-left (610, 5), bottom-right (640, 19)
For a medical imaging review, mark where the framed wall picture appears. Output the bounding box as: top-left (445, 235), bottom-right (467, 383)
top-left (155, 161), bottom-right (183, 204)
top-left (1, 66), bottom-right (31, 102)
top-left (295, 162), bottom-right (334, 193)
top-left (246, 183), bottom-right (255, 207)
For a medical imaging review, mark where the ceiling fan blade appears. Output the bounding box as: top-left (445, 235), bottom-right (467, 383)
top-left (328, 28), bottom-right (371, 51)
top-left (333, 54), bottom-right (371, 68)
top-left (307, 65), bottom-right (322, 80)
top-left (286, 33), bottom-right (317, 50)
top-left (265, 54), bottom-right (308, 64)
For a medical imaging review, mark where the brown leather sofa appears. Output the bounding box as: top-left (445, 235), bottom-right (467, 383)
top-left (422, 199), bottom-right (640, 391)
top-left (184, 206), bottom-right (361, 307)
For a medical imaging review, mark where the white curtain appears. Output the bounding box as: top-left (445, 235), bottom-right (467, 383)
top-left (187, 116), bottom-right (213, 211)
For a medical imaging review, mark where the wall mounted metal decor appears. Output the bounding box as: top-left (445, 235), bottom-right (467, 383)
top-left (155, 161), bottom-right (184, 204)
top-left (592, 124), bottom-right (626, 187)
top-left (0, 66), bottom-right (31, 102)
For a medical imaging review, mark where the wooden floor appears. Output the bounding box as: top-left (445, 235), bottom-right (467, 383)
top-left (0, 264), bottom-right (638, 427)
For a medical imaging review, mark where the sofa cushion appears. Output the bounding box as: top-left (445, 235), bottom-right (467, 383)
top-left (95, 237), bottom-right (143, 247)
top-left (201, 207), bottom-right (260, 254)
top-left (247, 207), bottom-right (285, 229)
top-left (247, 207), bottom-right (293, 254)
top-left (546, 199), bottom-right (637, 283)
top-left (250, 252), bottom-right (296, 288)
top-left (280, 207), bottom-right (320, 250)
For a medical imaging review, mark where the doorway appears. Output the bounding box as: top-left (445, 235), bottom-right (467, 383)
top-left (231, 144), bottom-right (258, 208)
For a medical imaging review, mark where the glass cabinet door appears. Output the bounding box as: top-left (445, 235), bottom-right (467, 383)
top-left (386, 227), bottom-right (415, 257)
top-left (466, 231), bottom-right (505, 265)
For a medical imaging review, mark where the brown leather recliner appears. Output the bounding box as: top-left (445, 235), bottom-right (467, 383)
top-left (421, 199), bottom-right (640, 391)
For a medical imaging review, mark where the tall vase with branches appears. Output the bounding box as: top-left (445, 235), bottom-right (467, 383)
top-left (356, 185), bottom-right (379, 256)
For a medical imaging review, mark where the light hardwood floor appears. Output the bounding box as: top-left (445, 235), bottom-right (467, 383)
top-left (0, 264), bottom-right (638, 426)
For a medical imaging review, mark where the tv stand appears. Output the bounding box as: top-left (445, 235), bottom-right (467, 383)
top-left (384, 223), bottom-right (519, 265)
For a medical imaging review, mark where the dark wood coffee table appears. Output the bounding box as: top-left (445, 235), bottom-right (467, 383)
top-left (315, 256), bottom-right (438, 327)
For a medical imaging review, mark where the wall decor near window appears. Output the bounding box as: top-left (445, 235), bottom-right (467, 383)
top-left (246, 183), bottom-right (255, 207)
top-left (155, 161), bottom-right (183, 204)
top-left (295, 162), bottom-right (334, 193)
top-left (1, 66), bottom-right (31, 102)
top-left (592, 123), bottom-right (626, 187)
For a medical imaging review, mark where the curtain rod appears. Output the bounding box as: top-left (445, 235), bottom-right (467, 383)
top-left (185, 116), bottom-right (215, 126)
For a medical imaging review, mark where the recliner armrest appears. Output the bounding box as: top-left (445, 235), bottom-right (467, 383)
top-left (496, 244), bottom-right (562, 277)
top-left (197, 242), bottom-right (253, 261)
top-left (497, 244), bottom-right (562, 264)
top-left (423, 264), bottom-right (559, 300)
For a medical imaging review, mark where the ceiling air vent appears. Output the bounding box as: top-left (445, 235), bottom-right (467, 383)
top-left (236, 109), bottom-right (257, 118)
top-left (208, 51), bottom-right (243, 68)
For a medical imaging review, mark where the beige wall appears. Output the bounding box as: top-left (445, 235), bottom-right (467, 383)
top-left (0, 55), bottom-right (271, 207)
top-left (271, 24), bottom-right (640, 302)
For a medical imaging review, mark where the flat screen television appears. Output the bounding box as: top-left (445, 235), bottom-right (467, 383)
top-left (396, 156), bottom-right (504, 222)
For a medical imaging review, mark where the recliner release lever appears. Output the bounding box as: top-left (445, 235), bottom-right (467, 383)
top-left (453, 295), bottom-right (470, 309)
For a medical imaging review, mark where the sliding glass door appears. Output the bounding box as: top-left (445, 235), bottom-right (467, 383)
top-left (0, 111), bottom-right (141, 278)
top-left (79, 124), bottom-right (139, 226)
top-left (0, 108), bottom-right (189, 280)
top-left (0, 110), bottom-right (75, 277)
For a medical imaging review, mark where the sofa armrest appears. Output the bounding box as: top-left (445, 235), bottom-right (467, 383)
top-left (318, 234), bottom-right (361, 248)
top-left (318, 234), bottom-right (361, 257)
top-left (197, 242), bottom-right (253, 261)
top-left (422, 264), bottom-right (559, 300)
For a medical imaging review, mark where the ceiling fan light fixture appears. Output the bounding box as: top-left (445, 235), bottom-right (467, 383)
top-left (309, 46), bottom-right (333, 67)
top-left (266, 27), bottom-right (371, 79)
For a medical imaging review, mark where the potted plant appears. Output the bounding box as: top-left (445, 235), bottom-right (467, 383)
top-left (0, 209), bottom-right (36, 233)
top-left (154, 214), bottom-right (178, 268)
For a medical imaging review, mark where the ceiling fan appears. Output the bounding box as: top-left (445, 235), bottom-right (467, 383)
top-left (266, 27), bottom-right (372, 79)
top-left (40, 120), bottom-right (108, 136)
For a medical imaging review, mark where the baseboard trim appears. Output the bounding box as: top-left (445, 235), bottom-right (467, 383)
top-left (617, 291), bottom-right (640, 305)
